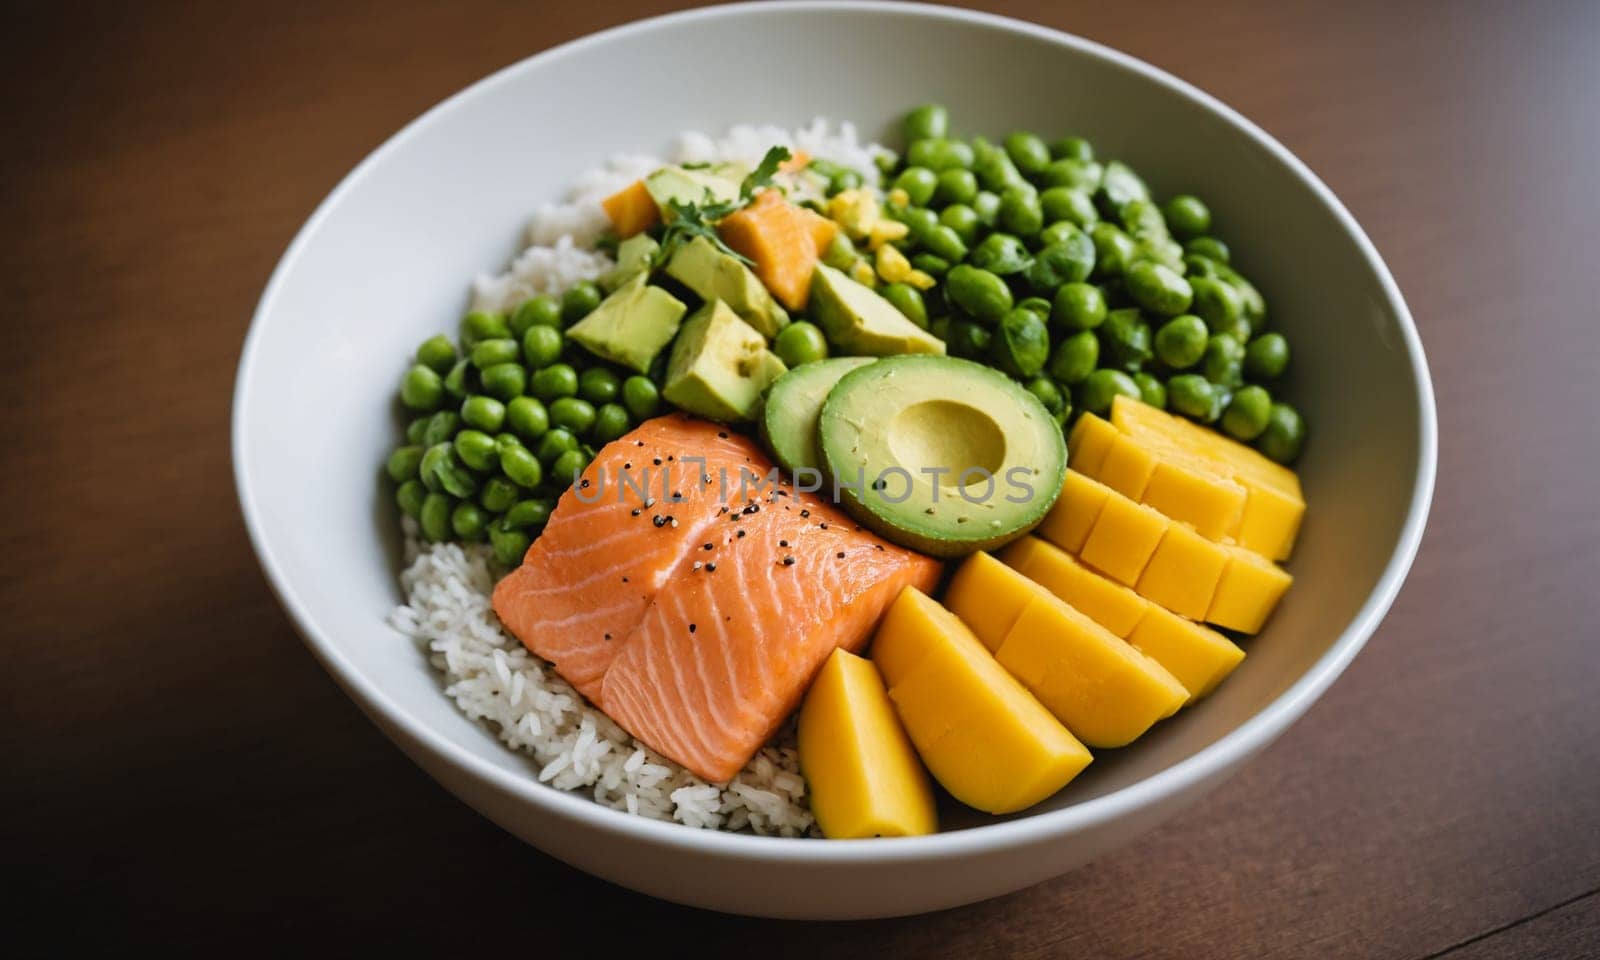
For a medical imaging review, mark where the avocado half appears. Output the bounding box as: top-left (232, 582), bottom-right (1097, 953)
top-left (761, 356), bottom-right (877, 475)
top-left (817, 355), bottom-right (1067, 557)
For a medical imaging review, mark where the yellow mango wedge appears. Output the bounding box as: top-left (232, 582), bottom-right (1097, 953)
top-left (1126, 606), bottom-right (1245, 699)
top-left (872, 587), bottom-right (1091, 815)
top-left (798, 649), bottom-right (937, 839)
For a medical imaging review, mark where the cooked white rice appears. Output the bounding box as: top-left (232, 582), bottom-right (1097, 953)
top-left (391, 121), bottom-right (889, 834)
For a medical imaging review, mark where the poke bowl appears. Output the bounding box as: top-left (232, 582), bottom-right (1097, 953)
top-left (232, 0), bottom-right (1436, 919)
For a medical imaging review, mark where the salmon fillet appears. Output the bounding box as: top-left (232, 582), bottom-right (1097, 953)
top-left (492, 414), bottom-right (941, 781)
top-left (490, 414), bottom-right (767, 701)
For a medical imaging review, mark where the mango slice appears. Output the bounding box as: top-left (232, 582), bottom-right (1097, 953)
top-left (1067, 411), bottom-right (1119, 476)
top-left (1035, 469), bottom-right (1111, 555)
top-left (1126, 606), bottom-right (1245, 699)
top-left (941, 550), bottom-right (1035, 651)
top-left (1206, 542), bottom-right (1295, 634)
top-left (798, 649), bottom-right (937, 839)
top-left (1078, 492), bottom-right (1169, 587)
top-left (1136, 521), bottom-right (1230, 620)
top-left (872, 587), bottom-right (1091, 814)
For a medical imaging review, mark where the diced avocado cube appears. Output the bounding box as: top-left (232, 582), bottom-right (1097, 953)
top-left (664, 235), bottom-right (789, 337)
top-left (565, 273), bottom-right (686, 374)
top-left (661, 299), bottom-right (788, 422)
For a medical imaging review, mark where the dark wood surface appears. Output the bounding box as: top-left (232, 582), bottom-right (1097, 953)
top-left (6, 0), bottom-right (1598, 954)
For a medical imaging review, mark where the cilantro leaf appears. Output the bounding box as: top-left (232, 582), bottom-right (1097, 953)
top-left (740, 145), bottom-right (792, 201)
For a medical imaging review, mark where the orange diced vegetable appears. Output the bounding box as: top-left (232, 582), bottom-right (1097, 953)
top-left (800, 207), bottom-right (839, 255)
top-left (717, 190), bottom-right (824, 311)
top-left (780, 150), bottom-right (811, 173)
top-left (601, 180), bottom-right (660, 238)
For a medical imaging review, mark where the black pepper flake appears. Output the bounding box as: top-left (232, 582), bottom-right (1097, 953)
top-left (666, 455), bottom-right (675, 461)
top-left (604, 632), bottom-right (613, 641)
top-left (874, 544), bottom-right (885, 551)
top-left (800, 509), bottom-right (810, 518)
top-left (736, 530), bottom-right (746, 538)
top-left (580, 478), bottom-right (590, 489)
top-left (653, 457), bottom-right (662, 466)
top-left (705, 563), bottom-right (716, 572)
top-left (779, 539), bottom-right (789, 548)
top-left (743, 503), bottom-right (760, 515)
top-left (689, 623), bottom-right (697, 634)
top-left (624, 462), bottom-right (632, 470)
top-left (671, 491), bottom-right (682, 500)
top-left (621, 576), bottom-right (629, 583)
top-left (819, 522), bottom-right (828, 530)
top-left (652, 515), bottom-right (667, 527)
top-left (836, 552), bottom-right (845, 559)
top-left (631, 508), bottom-right (642, 517)
top-left (703, 543), bottom-right (714, 551)
top-left (781, 556), bottom-right (795, 566)
top-left (635, 441), bottom-right (644, 447)
top-left (718, 431), bottom-right (728, 439)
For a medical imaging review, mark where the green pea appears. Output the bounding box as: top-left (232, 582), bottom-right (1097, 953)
top-left (945, 320), bottom-right (992, 360)
top-left (1099, 308), bottom-right (1153, 371)
top-left (1024, 232), bottom-right (1095, 291)
top-left (470, 338), bottom-right (521, 369)
top-left (935, 168), bottom-right (979, 206)
top-left (593, 403), bottom-right (632, 443)
top-left (893, 167), bottom-right (938, 206)
top-left (561, 282), bottom-right (603, 323)
top-left (1040, 158), bottom-right (1102, 190)
top-left (549, 396), bottom-right (597, 435)
top-left (459, 310), bottom-right (509, 347)
top-left (828, 168), bottom-right (863, 195)
top-left (453, 429), bottom-right (499, 471)
top-left (489, 523), bottom-right (532, 566)
top-left (551, 448), bottom-right (590, 485)
top-left (930, 315), bottom-right (952, 343)
top-left (405, 416), bottom-right (430, 445)
top-left (416, 334), bottom-right (458, 375)
top-left (1125, 260), bottom-right (1194, 317)
top-left (911, 253), bottom-right (950, 277)
top-left (874, 149), bottom-right (899, 177)
top-left (419, 492), bottom-right (455, 542)
top-left (1245, 332), bottom-right (1290, 380)
top-left (1024, 376), bottom-right (1066, 416)
top-left (907, 138), bottom-right (973, 171)
top-left (1040, 187), bottom-right (1099, 229)
top-left (1168, 374), bottom-right (1223, 422)
top-left (937, 204), bottom-right (980, 243)
top-left (1190, 276), bottom-right (1244, 332)
top-left (521, 324), bottom-right (564, 370)
top-left (1003, 132), bottom-right (1051, 177)
top-left (1049, 136), bottom-right (1094, 162)
top-left (622, 376), bottom-right (661, 420)
top-left (417, 411), bottom-right (456, 447)
top-left (1257, 402), bottom-right (1306, 464)
top-left (451, 502), bottom-right (489, 541)
top-left (1133, 372), bottom-right (1167, 409)
top-left (1037, 221), bottom-right (1074, 247)
top-left (1090, 223), bottom-right (1138, 277)
top-left (530, 363), bottom-right (579, 401)
top-left (1163, 195), bottom-right (1212, 239)
top-left (1202, 334), bottom-right (1247, 388)
top-left (480, 476), bottom-right (520, 513)
top-left (822, 231), bottom-right (857, 270)
top-left (500, 444), bottom-right (544, 488)
top-left (400, 364), bottom-right (444, 411)
top-left (904, 103), bottom-right (949, 142)
top-left (505, 498), bottom-right (555, 530)
top-left (460, 395), bottom-right (505, 432)
top-left (1096, 160), bottom-right (1150, 211)
top-left (535, 427), bottom-right (580, 464)
top-left (1048, 330), bottom-right (1099, 384)
top-left (1017, 296), bottom-right (1053, 322)
top-left (972, 190), bottom-right (1001, 227)
top-left (578, 367), bottom-right (622, 404)
top-left (442, 358), bottom-right (472, 399)
top-left (945, 264), bottom-right (1014, 321)
top-left (386, 445), bottom-right (425, 482)
top-left (1185, 236), bottom-right (1230, 264)
top-left (969, 233), bottom-right (1031, 275)
top-left (922, 224), bottom-right (968, 263)
top-left (998, 186), bottom-right (1043, 237)
top-left (882, 284), bottom-right (929, 328)
top-left (896, 206), bottom-right (939, 241)
top-left (774, 321), bottom-right (829, 366)
top-left (991, 308), bottom-right (1051, 378)
top-left (1080, 369), bottom-right (1141, 417)
top-left (396, 479), bottom-right (427, 519)
top-left (1154, 315), bottom-right (1209, 368)
top-left (1221, 385), bottom-right (1272, 441)
top-left (478, 363), bottom-right (525, 401)
top-left (1051, 282), bottom-right (1108, 332)
top-left (510, 294), bottom-right (563, 336)
top-left (1184, 253), bottom-right (1224, 280)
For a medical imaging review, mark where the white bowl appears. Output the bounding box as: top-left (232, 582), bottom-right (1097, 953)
top-left (233, 1), bottom-right (1436, 919)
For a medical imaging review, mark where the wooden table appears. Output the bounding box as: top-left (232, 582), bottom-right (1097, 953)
top-left (7, 1), bottom-right (1598, 954)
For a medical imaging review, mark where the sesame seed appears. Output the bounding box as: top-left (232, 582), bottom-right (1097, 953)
top-left (693, 561), bottom-right (702, 570)
top-left (670, 517), bottom-right (679, 527)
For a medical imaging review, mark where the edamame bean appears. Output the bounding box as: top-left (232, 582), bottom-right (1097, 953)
top-left (1125, 260), bottom-right (1193, 317)
top-left (1048, 330), bottom-right (1099, 384)
top-left (922, 224), bottom-right (968, 263)
top-left (479, 362), bottom-right (526, 401)
top-left (1167, 374), bottom-right (1222, 422)
top-left (530, 363), bottom-right (579, 401)
top-left (969, 233), bottom-right (1031, 275)
top-left (1163, 195), bottom-right (1212, 239)
top-left (992, 308), bottom-right (1050, 377)
top-left (578, 367), bottom-right (622, 404)
top-left (998, 186), bottom-right (1044, 237)
top-left (489, 523), bottom-right (532, 566)
top-left (1090, 223), bottom-right (1137, 277)
top-left (893, 167), bottom-right (939, 206)
top-left (460, 395), bottom-right (506, 432)
top-left (416, 334), bottom-right (457, 375)
top-left (1154, 314), bottom-right (1209, 368)
top-left (1024, 232), bottom-right (1095, 291)
top-left (911, 253), bottom-right (950, 276)
top-left (1052, 282), bottom-right (1108, 331)
top-left (822, 231), bottom-right (857, 270)
top-left (419, 492), bottom-right (454, 542)
top-left (907, 138), bottom-right (973, 171)
top-left (1202, 334), bottom-right (1246, 388)
top-left (1017, 296), bottom-right (1052, 322)
top-left (443, 359), bottom-right (472, 399)
top-left (386, 445), bottom-right (425, 482)
top-left (510, 294), bottom-right (562, 336)
top-left (1099, 308), bottom-right (1153, 371)
top-left (421, 443), bottom-right (478, 498)
top-left (405, 416), bottom-right (429, 445)
top-left (460, 310), bottom-right (509, 347)
top-left (593, 403), bottom-right (631, 442)
top-left (561, 282), bottom-right (602, 323)
top-left (1184, 253), bottom-right (1223, 280)
top-left (945, 264), bottom-right (1014, 321)
top-left (1096, 160), bottom-right (1150, 211)
top-left (549, 397), bottom-right (597, 435)
top-left (972, 191), bottom-right (1001, 226)
top-left (551, 448), bottom-right (590, 485)
top-left (451, 501), bottom-right (489, 541)
top-left (896, 206), bottom-right (939, 241)
top-left (1024, 376), bottom-right (1066, 417)
top-left (1244, 332), bottom-right (1290, 380)
top-left (480, 476), bottom-right (519, 513)
top-left (470, 338), bottom-right (520, 369)
top-left (1040, 187), bottom-right (1099, 229)
top-left (939, 204), bottom-right (981, 242)
top-left (1185, 236), bottom-right (1230, 263)
top-left (882, 284), bottom-right (929, 328)
top-left (622, 376), bottom-right (661, 420)
top-left (1040, 158), bottom-right (1102, 190)
top-left (421, 410), bottom-right (460, 446)
top-left (536, 427), bottom-right (580, 464)
top-left (935, 167), bottom-right (979, 205)
top-left (1080, 369), bottom-right (1141, 417)
top-left (396, 479), bottom-right (427, 519)
top-left (1049, 136), bottom-right (1094, 162)
top-left (453, 429), bottom-right (499, 471)
top-left (1190, 276), bottom-right (1244, 332)
top-left (505, 498), bottom-right (555, 529)
top-left (1257, 402), bottom-right (1306, 463)
top-left (400, 364), bottom-right (444, 411)
top-left (774, 321), bottom-right (829, 366)
top-left (874, 149), bottom-right (899, 177)
top-left (904, 103), bottom-right (948, 142)
top-left (946, 320), bottom-right (992, 359)
top-left (500, 444), bottom-right (544, 488)
top-left (1119, 199), bottom-right (1169, 244)
top-left (494, 432), bottom-right (524, 459)
top-left (1133, 372), bottom-right (1167, 409)
top-left (829, 168), bottom-right (862, 195)
top-left (1221, 385), bottom-right (1272, 440)
top-left (972, 137), bottom-right (1026, 191)
top-left (1004, 132), bottom-right (1051, 177)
